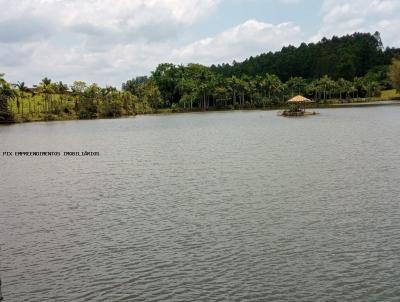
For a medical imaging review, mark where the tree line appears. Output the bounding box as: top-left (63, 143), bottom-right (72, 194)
top-left (211, 32), bottom-right (399, 82)
top-left (0, 77), bottom-right (139, 122)
top-left (126, 64), bottom-right (384, 111)
top-left (123, 32), bottom-right (399, 110)
top-left (1, 32), bottom-right (400, 123)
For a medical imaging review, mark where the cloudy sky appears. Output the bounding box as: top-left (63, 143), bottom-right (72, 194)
top-left (1, 0), bottom-right (399, 86)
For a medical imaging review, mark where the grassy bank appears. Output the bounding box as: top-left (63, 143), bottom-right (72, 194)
top-left (6, 89), bottom-right (400, 123)
top-left (380, 89), bottom-right (400, 100)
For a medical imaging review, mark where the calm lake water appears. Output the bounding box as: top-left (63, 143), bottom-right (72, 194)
top-left (1, 106), bottom-right (400, 301)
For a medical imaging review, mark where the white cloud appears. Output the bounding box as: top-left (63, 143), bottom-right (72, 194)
top-left (174, 20), bottom-right (303, 65)
top-left (2, 0), bottom-right (399, 87)
top-left (312, 0), bottom-right (400, 46)
top-left (0, 0), bottom-right (304, 86)
top-left (0, 0), bottom-right (222, 85)
top-left (1, 0), bottom-right (220, 27)
top-left (0, 0), bottom-right (221, 42)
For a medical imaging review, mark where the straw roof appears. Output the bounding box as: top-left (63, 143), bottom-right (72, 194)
top-left (287, 95), bottom-right (314, 103)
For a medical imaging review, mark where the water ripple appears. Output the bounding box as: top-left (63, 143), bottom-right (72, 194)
top-left (1, 108), bottom-right (400, 301)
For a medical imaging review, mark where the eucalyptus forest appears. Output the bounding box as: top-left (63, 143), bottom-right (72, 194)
top-left (1, 32), bottom-right (400, 123)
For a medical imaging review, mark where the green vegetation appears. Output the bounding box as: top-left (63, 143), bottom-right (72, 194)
top-left (3, 79), bottom-right (139, 123)
top-left (381, 89), bottom-right (400, 100)
top-left (1, 32), bottom-right (400, 123)
top-left (389, 58), bottom-right (400, 93)
top-left (0, 73), bottom-right (16, 122)
top-left (211, 32), bottom-right (398, 82)
top-left (125, 33), bottom-right (399, 111)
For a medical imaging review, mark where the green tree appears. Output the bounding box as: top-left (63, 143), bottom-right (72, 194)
top-left (264, 73), bottom-right (282, 102)
top-left (121, 91), bottom-right (136, 115)
top-left (389, 58), bottom-right (400, 92)
top-left (0, 73), bottom-right (15, 122)
top-left (71, 81), bottom-right (87, 113)
top-left (353, 77), bottom-right (366, 98)
top-left (212, 85), bottom-right (230, 108)
top-left (71, 81), bottom-right (87, 94)
top-left (99, 88), bottom-right (124, 117)
top-left (16, 81), bottom-right (32, 115)
top-left (122, 76), bottom-right (148, 99)
top-left (143, 80), bottom-right (162, 110)
top-left (317, 75), bottom-right (335, 101)
top-left (180, 64), bottom-right (215, 110)
top-left (177, 77), bottom-right (198, 110)
top-left (151, 63), bottom-right (182, 106)
top-left (39, 77), bottom-right (54, 113)
top-left (227, 76), bottom-right (241, 106)
top-left (286, 76), bottom-right (307, 96)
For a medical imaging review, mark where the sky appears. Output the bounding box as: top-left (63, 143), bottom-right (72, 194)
top-left (1, 0), bottom-right (399, 87)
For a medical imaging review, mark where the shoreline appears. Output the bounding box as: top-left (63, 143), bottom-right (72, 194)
top-left (2, 99), bottom-right (400, 125)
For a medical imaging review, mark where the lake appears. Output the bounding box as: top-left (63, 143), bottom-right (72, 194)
top-left (1, 106), bottom-right (400, 301)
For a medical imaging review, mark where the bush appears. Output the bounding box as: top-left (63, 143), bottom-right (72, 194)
top-left (99, 99), bottom-right (123, 117)
top-left (43, 114), bottom-right (58, 121)
top-left (78, 98), bottom-right (98, 119)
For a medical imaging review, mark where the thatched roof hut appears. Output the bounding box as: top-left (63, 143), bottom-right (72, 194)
top-left (287, 95), bottom-right (314, 104)
top-left (281, 95), bottom-right (318, 116)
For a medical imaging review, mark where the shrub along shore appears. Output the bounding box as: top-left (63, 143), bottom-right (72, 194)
top-left (4, 91), bottom-right (400, 124)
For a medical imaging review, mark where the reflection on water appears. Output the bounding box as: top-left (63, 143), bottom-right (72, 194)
top-left (1, 107), bottom-right (400, 301)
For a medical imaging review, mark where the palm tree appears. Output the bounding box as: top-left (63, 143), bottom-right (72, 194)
top-left (306, 80), bottom-right (322, 102)
top-left (178, 77), bottom-right (198, 110)
top-left (286, 76), bottom-right (307, 96)
top-left (248, 77), bottom-right (259, 106)
top-left (16, 81), bottom-right (31, 115)
top-left (56, 81), bottom-right (68, 108)
top-left (238, 76), bottom-right (250, 106)
top-left (364, 80), bottom-right (381, 98)
top-left (227, 76), bottom-right (241, 106)
top-left (336, 78), bottom-right (347, 100)
top-left (39, 77), bottom-right (53, 113)
top-left (264, 73), bottom-right (282, 102)
top-left (353, 77), bottom-right (365, 99)
top-left (343, 79), bottom-right (354, 100)
top-left (318, 75), bottom-right (335, 101)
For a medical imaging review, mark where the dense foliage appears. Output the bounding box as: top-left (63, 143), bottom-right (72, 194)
top-left (1, 32), bottom-right (400, 123)
top-left (0, 73), bottom-right (15, 122)
top-left (1, 78), bottom-right (140, 123)
top-left (121, 32), bottom-right (399, 111)
top-left (211, 32), bottom-right (400, 81)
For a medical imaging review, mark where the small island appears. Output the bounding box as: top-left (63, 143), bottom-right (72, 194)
top-left (281, 95), bottom-right (319, 117)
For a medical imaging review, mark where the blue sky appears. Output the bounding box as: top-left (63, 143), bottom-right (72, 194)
top-left (193, 0), bottom-right (322, 38)
top-left (1, 0), bottom-right (399, 86)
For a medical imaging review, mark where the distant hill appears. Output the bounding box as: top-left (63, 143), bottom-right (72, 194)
top-left (210, 32), bottom-right (400, 82)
